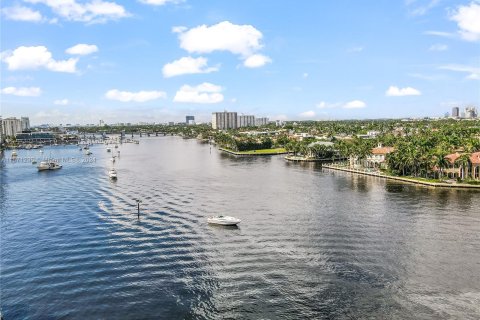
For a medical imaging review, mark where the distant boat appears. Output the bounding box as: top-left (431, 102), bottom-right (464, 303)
top-left (85, 150), bottom-right (92, 155)
top-left (207, 215), bottom-right (241, 226)
top-left (110, 156), bottom-right (115, 163)
top-left (108, 168), bottom-right (117, 179)
top-left (114, 145), bottom-right (118, 148)
top-left (37, 161), bottom-right (62, 171)
top-left (107, 147), bottom-right (111, 152)
top-left (11, 150), bottom-right (18, 157)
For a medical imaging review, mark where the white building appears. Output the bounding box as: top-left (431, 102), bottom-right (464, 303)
top-left (465, 107), bottom-right (478, 119)
top-left (2, 117), bottom-right (22, 137)
top-left (0, 116), bottom-right (3, 145)
top-left (255, 117), bottom-right (269, 126)
top-left (212, 111), bottom-right (238, 130)
top-left (238, 115), bottom-right (255, 128)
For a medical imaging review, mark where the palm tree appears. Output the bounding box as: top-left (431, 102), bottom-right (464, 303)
top-left (455, 153), bottom-right (471, 180)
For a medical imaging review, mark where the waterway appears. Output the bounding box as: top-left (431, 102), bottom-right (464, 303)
top-left (1, 136), bottom-right (479, 319)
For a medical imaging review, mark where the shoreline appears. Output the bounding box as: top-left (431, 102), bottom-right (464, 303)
top-left (219, 148), bottom-right (288, 156)
top-left (322, 164), bottom-right (480, 189)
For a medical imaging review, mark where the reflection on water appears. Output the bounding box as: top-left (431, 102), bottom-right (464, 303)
top-left (1, 137), bottom-right (480, 319)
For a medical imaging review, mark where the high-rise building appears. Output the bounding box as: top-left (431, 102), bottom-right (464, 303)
top-left (238, 115), bottom-right (255, 127)
top-left (2, 117), bottom-right (22, 137)
top-left (186, 115), bottom-right (195, 125)
top-left (255, 117), bottom-right (269, 126)
top-left (21, 117), bottom-right (30, 131)
top-left (465, 107), bottom-right (478, 119)
top-left (0, 116), bottom-right (3, 145)
top-left (212, 111), bottom-right (237, 130)
top-left (452, 107), bottom-right (459, 118)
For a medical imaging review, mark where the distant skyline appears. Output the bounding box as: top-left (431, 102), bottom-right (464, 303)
top-left (1, 0), bottom-right (479, 125)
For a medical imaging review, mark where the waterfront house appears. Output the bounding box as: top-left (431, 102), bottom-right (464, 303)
top-left (366, 144), bottom-right (395, 169)
top-left (444, 152), bottom-right (480, 180)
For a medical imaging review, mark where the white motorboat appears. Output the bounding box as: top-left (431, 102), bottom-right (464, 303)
top-left (37, 161), bottom-right (62, 171)
top-left (85, 150), bottom-right (92, 155)
top-left (108, 168), bottom-right (117, 179)
top-left (11, 150), bottom-right (18, 157)
top-left (107, 147), bottom-right (111, 152)
top-left (207, 215), bottom-right (241, 226)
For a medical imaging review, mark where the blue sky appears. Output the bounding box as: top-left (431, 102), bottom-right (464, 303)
top-left (1, 0), bottom-right (479, 125)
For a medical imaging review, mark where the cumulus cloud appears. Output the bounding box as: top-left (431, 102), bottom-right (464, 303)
top-left (54, 99), bottom-right (70, 105)
top-left (299, 110), bottom-right (315, 118)
top-left (162, 56), bottom-right (218, 78)
top-left (1, 46), bottom-right (78, 73)
top-left (66, 44), bottom-right (98, 55)
top-left (343, 100), bottom-right (366, 109)
top-left (2, 6), bottom-right (43, 22)
top-left (173, 82), bottom-right (224, 104)
top-left (175, 21), bottom-right (271, 67)
top-left (439, 64), bottom-right (480, 80)
top-left (243, 54), bottom-right (271, 68)
top-left (24, 0), bottom-right (129, 23)
top-left (105, 89), bottom-right (166, 102)
top-left (1, 86), bottom-right (42, 96)
top-left (385, 86), bottom-right (421, 96)
top-left (450, 2), bottom-right (480, 42)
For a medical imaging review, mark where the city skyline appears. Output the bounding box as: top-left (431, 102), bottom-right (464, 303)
top-left (1, 1), bottom-right (480, 125)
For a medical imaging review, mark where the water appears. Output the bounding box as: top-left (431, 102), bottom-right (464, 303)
top-left (1, 137), bottom-right (480, 319)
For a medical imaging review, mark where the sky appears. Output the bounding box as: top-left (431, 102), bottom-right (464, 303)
top-left (0, 0), bottom-right (479, 125)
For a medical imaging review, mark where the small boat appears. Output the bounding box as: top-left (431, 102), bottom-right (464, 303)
top-left (32, 160), bottom-right (37, 164)
top-left (114, 145), bottom-right (118, 148)
top-left (85, 150), bottom-right (92, 155)
top-left (39, 150), bottom-right (43, 154)
top-left (11, 150), bottom-right (18, 157)
top-left (110, 157), bottom-right (115, 163)
top-left (107, 147), bottom-right (111, 152)
top-left (108, 168), bottom-right (117, 179)
top-left (37, 161), bottom-right (62, 171)
top-left (207, 215), bottom-right (241, 226)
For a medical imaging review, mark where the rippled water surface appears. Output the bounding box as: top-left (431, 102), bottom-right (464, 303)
top-left (1, 136), bottom-right (480, 319)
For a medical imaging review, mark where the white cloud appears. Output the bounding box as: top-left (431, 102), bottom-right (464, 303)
top-left (66, 44), bottom-right (98, 55)
top-left (177, 21), bottom-right (263, 56)
top-left (54, 99), bottom-right (70, 105)
top-left (424, 30), bottom-right (456, 38)
top-left (299, 110), bottom-right (315, 118)
top-left (173, 82), bottom-right (224, 104)
top-left (1, 86), bottom-right (42, 96)
top-left (302, 72), bottom-right (309, 78)
top-left (450, 2), bottom-right (480, 42)
top-left (139, 0), bottom-right (182, 5)
top-left (162, 56), bottom-right (218, 78)
top-left (105, 89), bottom-right (166, 102)
top-left (439, 64), bottom-right (480, 80)
top-left (24, 0), bottom-right (129, 23)
top-left (243, 54), bottom-right (272, 68)
top-left (429, 44), bottom-right (448, 51)
top-left (172, 26), bottom-right (187, 33)
top-left (1, 46), bottom-right (78, 73)
top-left (2, 6), bottom-right (43, 22)
top-left (385, 86), bottom-right (421, 96)
top-left (406, 0), bottom-right (440, 16)
top-left (343, 100), bottom-right (366, 109)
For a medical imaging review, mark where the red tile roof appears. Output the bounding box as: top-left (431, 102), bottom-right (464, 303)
top-left (371, 147), bottom-right (395, 155)
top-left (445, 152), bottom-right (461, 164)
top-left (470, 152), bottom-right (480, 165)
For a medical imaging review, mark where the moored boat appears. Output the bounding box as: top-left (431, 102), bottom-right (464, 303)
top-left (108, 168), bottom-right (117, 179)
